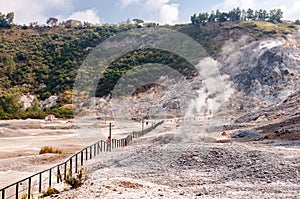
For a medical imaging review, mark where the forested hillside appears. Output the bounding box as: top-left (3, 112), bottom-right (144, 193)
top-left (0, 10), bottom-right (298, 119)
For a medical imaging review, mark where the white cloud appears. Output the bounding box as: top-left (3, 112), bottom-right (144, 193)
top-left (119, 0), bottom-right (141, 8)
top-left (117, 0), bottom-right (179, 24)
top-left (145, 0), bottom-right (169, 11)
top-left (68, 9), bottom-right (101, 24)
top-left (0, 0), bottom-right (73, 25)
top-left (282, 1), bottom-right (300, 20)
top-left (159, 3), bottom-right (179, 24)
top-left (213, 0), bottom-right (300, 20)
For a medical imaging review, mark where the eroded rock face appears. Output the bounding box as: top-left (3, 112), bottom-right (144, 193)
top-left (218, 37), bottom-right (300, 120)
top-left (232, 46), bottom-right (299, 99)
top-left (19, 94), bottom-right (35, 109)
top-left (40, 95), bottom-right (58, 109)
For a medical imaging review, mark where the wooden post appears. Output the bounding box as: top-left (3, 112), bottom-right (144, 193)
top-left (85, 148), bottom-right (88, 160)
top-left (90, 146), bottom-right (92, 159)
top-left (70, 158), bottom-right (72, 174)
top-left (1, 189), bottom-right (5, 199)
top-left (75, 154), bottom-right (78, 173)
top-left (57, 166), bottom-right (61, 183)
top-left (49, 169), bottom-right (52, 187)
top-left (28, 178), bottom-right (31, 199)
top-left (64, 162), bottom-right (67, 180)
top-left (16, 183), bottom-right (19, 199)
top-left (39, 173), bottom-right (42, 193)
top-left (81, 151), bottom-right (84, 166)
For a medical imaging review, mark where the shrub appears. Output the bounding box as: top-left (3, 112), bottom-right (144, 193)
top-left (41, 187), bottom-right (59, 197)
top-left (65, 168), bottom-right (88, 189)
top-left (39, 146), bottom-right (63, 154)
top-left (0, 110), bottom-right (11, 119)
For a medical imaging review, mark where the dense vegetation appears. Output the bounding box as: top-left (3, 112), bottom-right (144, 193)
top-left (191, 8), bottom-right (283, 25)
top-left (0, 10), bottom-right (298, 119)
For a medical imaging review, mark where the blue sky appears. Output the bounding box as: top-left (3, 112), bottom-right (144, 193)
top-left (0, 0), bottom-right (300, 25)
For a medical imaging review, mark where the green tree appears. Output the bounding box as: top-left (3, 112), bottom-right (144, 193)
top-left (133, 18), bottom-right (144, 24)
top-left (6, 12), bottom-right (14, 24)
top-left (0, 12), bottom-right (14, 28)
top-left (269, 9), bottom-right (283, 23)
top-left (198, 13), bottom-right (209, 25)
top-left (4, 55), bottom-right (15, 79)
top-left (208, 11), bottom-right (216, 23)
top-left (229, 7), bottom-right (241, 21)
top-left (241, 9), bottom-right (247, 21)
top-left (219, 12), bottom-right (229, 22)
top-left (262, 10), bottom-right (269, 21)
top-left (46, 17), bottom-right (58, 27)
top-left (215, 9), bottom-right (221, 22)
top-left (191, 14), bottom-right (197, 24)
top-left (246, 8), bottom-right (254, 20)
top-left (254, 10), bottom-right (259, 21)
top-left (0, 88), bottom-right (23, 115)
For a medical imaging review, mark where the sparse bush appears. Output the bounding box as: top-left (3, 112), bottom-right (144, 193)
top-left (39, 146), bottom-right (63, 154)
top-left (41, 187), bottom-right (59, 197)
top-left (21, 193), bottom-right (34, 199)
top-left (65, 168), bottom-right (88, 189)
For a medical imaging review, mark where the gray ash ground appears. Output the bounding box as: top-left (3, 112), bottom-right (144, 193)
top-left (50, 123), bottom-right (300, 199)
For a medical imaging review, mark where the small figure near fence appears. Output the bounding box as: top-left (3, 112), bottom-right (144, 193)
top-left (106, 136), bottom-right (111, 152)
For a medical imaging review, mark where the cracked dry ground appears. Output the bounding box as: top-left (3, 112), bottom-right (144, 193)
top-left (52, 123), bottom-right (300, 199)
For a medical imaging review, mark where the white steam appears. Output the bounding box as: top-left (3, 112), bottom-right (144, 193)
top-left (185, 57), bottom-right (234, 119)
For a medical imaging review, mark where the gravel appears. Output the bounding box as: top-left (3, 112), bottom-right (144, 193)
top-left (49, 123), bottom-right (300, 199)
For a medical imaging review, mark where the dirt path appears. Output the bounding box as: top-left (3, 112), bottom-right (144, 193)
top-left (0, 119), bottom-right (146, 189)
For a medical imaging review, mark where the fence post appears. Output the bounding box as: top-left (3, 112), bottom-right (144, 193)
top-left (90, 146), bottom-right (92, 159)
top-left (1, 189), bottom-right (4, 199)
top-left (75, 154), bottom-right (78, 173)
top-left (70, 158), bottom-right (73, 175)
top-left (85, 148), bottom-right (88, 160)
top-left (49, 169), bottom-right (52, 187)
top-left (104, 141), bottom-right (107, 151)
top-left (57, 167), bottom-right (61, 183)
top-left (16, 183), bottom-right (19, 199)
top-left (81, 151), bottom-right (84, 166)
top-left (94, 144), bottom-right (96, 156)
top-left (64, 162), bottom-right (67, 180)
top-left (28, 177), bottom-right (31, 199)
top-left (39, 173), bottom-right (42, 193)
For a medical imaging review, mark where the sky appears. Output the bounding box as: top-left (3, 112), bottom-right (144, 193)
top-left (0, 0), bottom-right (300, 25)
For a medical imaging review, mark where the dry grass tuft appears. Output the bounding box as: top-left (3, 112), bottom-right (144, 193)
top-left (119, 181), bottom-right (143, 189)
top-left (39, 146), bottom-right (63, 154)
